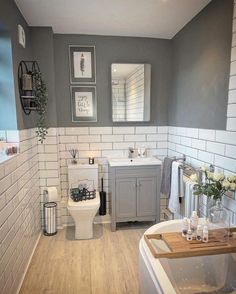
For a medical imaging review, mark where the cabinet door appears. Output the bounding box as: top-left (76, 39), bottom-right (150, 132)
top-left (137, 177), bottom-right (156, 217)
top-left (115, 178), bottom-right (136, 218)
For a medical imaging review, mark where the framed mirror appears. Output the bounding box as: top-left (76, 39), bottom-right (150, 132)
top-left (111, 63), bottom-right (151, 122)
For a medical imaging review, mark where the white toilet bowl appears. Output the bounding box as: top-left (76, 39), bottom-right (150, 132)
top-left (67, 191), bottom-right (100, 239)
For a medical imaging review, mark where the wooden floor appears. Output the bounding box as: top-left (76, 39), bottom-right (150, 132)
top-left (20, 223), bottom-right (147, 294)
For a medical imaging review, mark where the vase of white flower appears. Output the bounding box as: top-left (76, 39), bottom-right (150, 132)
top-left (193, 167), bottom-right (236, 202)
top-left (192, 167), bottom-right (236, 242)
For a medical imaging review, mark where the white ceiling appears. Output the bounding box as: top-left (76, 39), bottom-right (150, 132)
top-left (15, 0), bottom-right (211, 39)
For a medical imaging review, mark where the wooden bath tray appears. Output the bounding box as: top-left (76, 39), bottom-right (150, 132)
top-left (144, 228), bottom-right (236, 259)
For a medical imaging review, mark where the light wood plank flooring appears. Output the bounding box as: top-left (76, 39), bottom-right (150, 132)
top-left (20, 223), bottom-right (147, 294)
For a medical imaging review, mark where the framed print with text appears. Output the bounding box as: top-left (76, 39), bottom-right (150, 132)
top-left (71, 86), bottom-right (97, 122)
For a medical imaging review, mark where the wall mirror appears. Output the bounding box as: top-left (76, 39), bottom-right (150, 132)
top-left (111, 63), bottom-right (151, 122)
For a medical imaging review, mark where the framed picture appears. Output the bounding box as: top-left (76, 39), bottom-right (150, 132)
top-left (71, 86), bottom-right (97, 122)
top-left (69, 45), bottom-right (96, 84)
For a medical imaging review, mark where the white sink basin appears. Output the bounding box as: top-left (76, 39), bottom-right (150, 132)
top-left (108, 157), bottom-right (162, 167)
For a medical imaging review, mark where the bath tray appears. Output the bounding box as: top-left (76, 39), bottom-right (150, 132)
top-left (144, 228), bottom-right (236, 259)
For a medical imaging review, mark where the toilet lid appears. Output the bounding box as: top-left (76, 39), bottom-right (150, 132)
top-left (68, 191), bottom-right (100, 210)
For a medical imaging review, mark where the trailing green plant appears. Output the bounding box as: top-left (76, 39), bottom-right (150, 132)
top-left (32, 70), bottom-right (48, 143)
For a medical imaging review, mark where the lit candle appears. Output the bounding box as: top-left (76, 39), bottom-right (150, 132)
top-left (89, 157), bottom-right (94, 164)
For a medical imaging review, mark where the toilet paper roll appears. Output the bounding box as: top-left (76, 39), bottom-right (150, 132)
top-left (47, 187), bottom-right (60, 202)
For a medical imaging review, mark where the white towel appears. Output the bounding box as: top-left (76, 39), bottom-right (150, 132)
top-left (168, 161), bottom-right (181, 214)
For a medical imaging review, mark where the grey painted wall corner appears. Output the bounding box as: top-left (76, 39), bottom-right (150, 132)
top-left (169, 0), bottom-right (233, 130)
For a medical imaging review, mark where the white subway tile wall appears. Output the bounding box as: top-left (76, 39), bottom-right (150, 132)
top-left (0, 122), bottom-right (235, 293)
top-left (38, 128), bottom-right (61, 227)
top-left (168, 126), bottom-right (236, 224)
top-left (0, 128), bottom-right (40, 294)
top-left (112, 80), bottom-right (126, 121)
top-left (227, 2), bottom-right (236, 131)
top-left (39, 126), bottom-right (236, 225)
top-left (125, 65), bottom-right (145, 121)
top-left (38, 126), bottom-right (168, 225)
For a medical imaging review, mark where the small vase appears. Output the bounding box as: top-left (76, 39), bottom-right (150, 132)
top-left (208, 199), bottom-right (230, 243)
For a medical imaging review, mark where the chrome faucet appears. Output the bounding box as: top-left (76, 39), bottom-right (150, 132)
top-left (138, 147), bottom-right (146, 158)
top-left (128, 147), bottom-right (135, 159)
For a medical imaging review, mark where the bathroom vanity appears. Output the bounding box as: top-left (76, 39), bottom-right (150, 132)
top-left (108, 158), bottom-right (162, 231)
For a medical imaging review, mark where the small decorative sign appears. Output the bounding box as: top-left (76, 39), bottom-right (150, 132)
top-left (18, 24), bottom-right (26, 48)
top-left (69, 45), bottom-right (96, 84)
top-left (71, 86), bottom-right (97, 122)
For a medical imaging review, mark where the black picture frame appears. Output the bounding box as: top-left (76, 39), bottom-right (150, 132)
top-left (69, 45), bottom-right (96, 84)
top-left (71, 86), bottom-right (97, 122)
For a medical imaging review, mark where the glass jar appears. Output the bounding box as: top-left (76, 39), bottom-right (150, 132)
top-left (208, 199), bottom-right (230, 243)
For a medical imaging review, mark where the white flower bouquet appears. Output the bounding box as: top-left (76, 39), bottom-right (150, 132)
top-left (191, 166), bottom-right (236, 201)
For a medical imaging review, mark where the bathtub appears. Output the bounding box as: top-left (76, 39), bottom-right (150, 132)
top-left (139, 220), bottom-right (236, 294)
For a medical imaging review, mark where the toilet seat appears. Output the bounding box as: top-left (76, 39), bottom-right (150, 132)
top-left (68, 191), bottom-right (100, 210)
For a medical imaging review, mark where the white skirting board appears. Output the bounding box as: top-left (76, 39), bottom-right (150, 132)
top-left (16, 232), bottom-right (42, 294)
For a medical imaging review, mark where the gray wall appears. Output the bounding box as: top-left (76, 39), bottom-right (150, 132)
top-left (169, 0), bottom-right (233, 130)
top-left (0, 0), bottom-right (38, 130)
top-left (54, 35), bottom-right (172, 127)
top-left (30, 27), bottom-right (57, 127)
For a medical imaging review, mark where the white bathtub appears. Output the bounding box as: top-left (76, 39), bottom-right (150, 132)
top-left (139, 220), bottom-right (236, 294)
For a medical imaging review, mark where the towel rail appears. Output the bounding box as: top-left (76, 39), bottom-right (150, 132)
top-left (164, 155), bottom-right (216, 220)
top-left (179, 163), bottom-right (215, 182)
top-left (172, 154), bottom-right (186, 162)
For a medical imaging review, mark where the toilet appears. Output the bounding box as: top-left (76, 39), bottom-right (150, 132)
top-left (67, 164), bottom-right (100, 239)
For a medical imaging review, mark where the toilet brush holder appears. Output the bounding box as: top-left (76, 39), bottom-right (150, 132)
top-left (99, 178), bottom-right (106, 215)
top-left (99, 191), bottom-right (106, 215)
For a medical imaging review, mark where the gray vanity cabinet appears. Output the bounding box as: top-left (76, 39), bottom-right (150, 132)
top-left (115, 178), bottom-right (137, 218)
top-left (109, 165), bottom-right (161, 231)
top-left (137, 177), bottom-right (156, 217)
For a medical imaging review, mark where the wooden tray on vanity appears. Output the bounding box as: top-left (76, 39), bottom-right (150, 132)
top-left (144, 227), bottom-right (236, 259)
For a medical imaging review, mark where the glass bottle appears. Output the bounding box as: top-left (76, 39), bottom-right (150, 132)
top-left (208, 199), bottom-right (230, 243)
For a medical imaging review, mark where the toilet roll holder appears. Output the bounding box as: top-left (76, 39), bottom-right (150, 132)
top-left (44, 188), bottom-right (59, 202)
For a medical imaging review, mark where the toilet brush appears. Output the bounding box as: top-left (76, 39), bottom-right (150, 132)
top-left (99, 177), bottom-right (106, 215)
